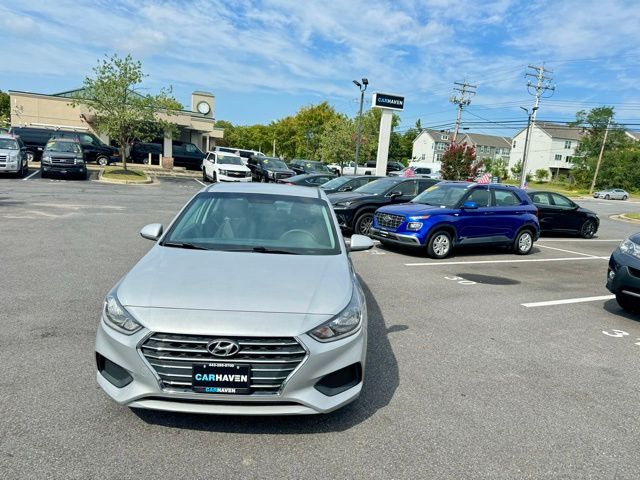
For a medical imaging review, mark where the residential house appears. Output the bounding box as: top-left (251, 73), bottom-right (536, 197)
top-left (625, 131), bottom-right (640, 142)
top-left (508, 122), bottom-right (584, 179)
top-left (457, 132), bottom-right (511, 163)
top-left (411, 129), bottom-right (452, 162)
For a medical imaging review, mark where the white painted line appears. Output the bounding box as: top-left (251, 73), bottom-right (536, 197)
top-left (405, 256), bottom-right (609, 267)
top-left (538, 239), bottom-right (622, 242)
top-left (194, 178), bottom-right (206, 186)
top-left (536, 244), bottom-right (597, 257)
top-left (23, 169), bottom-right (39, 181)
top-left (522, 295), bottom-right (615, 308)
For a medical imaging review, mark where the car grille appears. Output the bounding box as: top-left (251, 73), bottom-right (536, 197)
top-left (275, 172), bottom-right (293, 180)
top-left (51, 157), bottom-right (74, 164)
top-left (0, 155), bottom-right (7, 162)
top-left (140, 334), bottom-right (307, 395)
top-left (225, 171), bottom-right (246, 178)
top-left (375, 212), bottom-right (405, 231)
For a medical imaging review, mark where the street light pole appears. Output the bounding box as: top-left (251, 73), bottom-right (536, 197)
top-left (519, 106), bottom-right (537, 189)
top-left (353, 78), bottom-right (368, 176)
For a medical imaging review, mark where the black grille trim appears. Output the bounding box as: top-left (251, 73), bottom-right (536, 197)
top-left (375, 212), bottom-right (405, 231)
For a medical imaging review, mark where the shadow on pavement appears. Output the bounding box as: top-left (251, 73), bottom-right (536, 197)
top-left (133, 277), bottom-right (400, 433)
top-left (603, 298), bottom-right (640, 321)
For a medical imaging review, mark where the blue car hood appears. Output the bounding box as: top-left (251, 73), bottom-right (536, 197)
top-left (377, 203), bottom-right (455, 217)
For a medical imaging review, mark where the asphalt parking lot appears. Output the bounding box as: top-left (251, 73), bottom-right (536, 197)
top-left (1, 173), bottom-right (640, 479)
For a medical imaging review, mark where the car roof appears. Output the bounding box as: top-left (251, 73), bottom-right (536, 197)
top-left (0, 133), bottom-right (18, 140)
top-left (203, 182), bottom-right (322, 198)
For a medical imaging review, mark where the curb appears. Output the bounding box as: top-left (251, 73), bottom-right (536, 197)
top-left (97, 169), bottom-right (154, 185)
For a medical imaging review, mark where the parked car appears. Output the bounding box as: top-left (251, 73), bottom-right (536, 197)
top-left (202, 151), bottom-right (252, 182)
top-left (10, 126), bottom-right (118, 164)
top-left (328, 177), bottom-right (438, 235)
top-left (607, 233), bottom-right (640, 313)
top-left (527, 191), bottom-right (599, 238)
top-left (247, 155), bottom-right (295, 182)
top-left (386, 161), bottom-right (405, 174)
top-left (0, 133), bottom-right (29, 177)
top-left (593, 188), bottom-right (629, 200)
top-left (214, 146), bottom-right (264, 165)
top-left (371, 182), bottom-right (539, 258)
top-left (129, 142), bottom-right (162, 164)
top-left (389, 164), bottom-right (441, 178)
top-left (289, 159), bottom-right (332, 175)
top-left (320, 175), bottom-right (382, 194)
top-left (278, 173), bottom-right (336, 187)
top-left (129, 141), bottom-right (204, 169)
top-left (340, 162), bottom-right (376, 176)
top-left (95, 182), bottom-right (374, 414)
top-left (40, 138), bottom-right (87, 179)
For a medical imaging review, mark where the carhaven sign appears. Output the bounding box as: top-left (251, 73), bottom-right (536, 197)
top-left (372, 93), bottom-right (405, 111)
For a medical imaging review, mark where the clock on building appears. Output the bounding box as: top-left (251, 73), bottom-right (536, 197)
top-left (197, 101), bottom-right (211, 115)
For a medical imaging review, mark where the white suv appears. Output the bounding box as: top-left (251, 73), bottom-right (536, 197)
top-left (202, 151), bottom-right (252, 183)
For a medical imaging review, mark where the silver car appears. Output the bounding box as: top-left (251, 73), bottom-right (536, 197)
top-left (0, 133), bottom-right (29, 177)
top-left (594, 188), bottom-right (629, 200)
top-left (95, 183), bottom-right (374, 415)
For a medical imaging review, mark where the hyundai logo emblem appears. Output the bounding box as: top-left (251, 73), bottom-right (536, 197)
top-left (206, 339), bottom-right (240, 358)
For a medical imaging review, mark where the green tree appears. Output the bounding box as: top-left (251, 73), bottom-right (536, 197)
top-left (0, 90), bottom-right (9, 127)
top-left (318, 116), bottom-right (354, 167)
top-left (510, 160), bottom-right (522, 180)
top-left (71, 53), bottom-right (180, 170)
top-left (535, 168), bottom-right (549, 182)
top-left (440, 142), bottom-right (480, 180)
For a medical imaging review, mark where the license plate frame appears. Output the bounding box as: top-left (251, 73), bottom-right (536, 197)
top-left (192, 363), bottom-right (251, 394)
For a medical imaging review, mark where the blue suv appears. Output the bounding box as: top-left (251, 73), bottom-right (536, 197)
top-left (370, 181), bottom-right (540, 258)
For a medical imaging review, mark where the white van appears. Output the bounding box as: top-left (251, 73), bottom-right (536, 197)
top-left (214, 147), bottom-right (264, 165)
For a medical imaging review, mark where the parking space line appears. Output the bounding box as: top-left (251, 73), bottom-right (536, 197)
top-left (522, 295), bottom-right (615, 308)
top-left (405, 256), bottom-right (609, 267)
top-left (23, 170), bottom-right (40, 181)
top-left (536, 244), bottom-right (597, 257)
top-left (194, 178), bottom-right (206, 186)
top-left (537, 239), bottom-right (622, 242)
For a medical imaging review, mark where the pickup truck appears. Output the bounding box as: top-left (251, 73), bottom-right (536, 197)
top-left (328, 161), bottom-right (376, 176)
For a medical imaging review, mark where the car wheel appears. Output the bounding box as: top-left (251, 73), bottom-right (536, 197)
top-left (514, 229), bottom-right (534, 255)
top-left (212, 171), bottom-right (217, 183)
top-left (580, 219), bottom-right (597, 239)
top-left (40, 168), bottom-right (47, 179)
top-left (202, 168), bottom-right (208, 182)
top-left (260, 176), bottom-right (267, 183)
top-left (615, 293), bottom-right (640, 313)
top-left (354, 213), bottom-right (374, 236)
top-left (605, 194), bottom-right (610, 200)
top-left (622, 195), bottom-right (628, 201)
top-left (427, 231), bottom-right (452, 259)
top-left (97, 155), bottom-right (109, 166)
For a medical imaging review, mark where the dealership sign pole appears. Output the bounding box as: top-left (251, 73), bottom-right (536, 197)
top-left (372, 93), bottom-right (404, 177)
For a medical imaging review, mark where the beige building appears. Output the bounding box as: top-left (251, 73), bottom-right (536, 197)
top-left (9, 88), bottom-right (224, 158)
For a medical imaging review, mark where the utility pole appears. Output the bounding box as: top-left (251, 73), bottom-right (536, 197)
top-left (272, 137), bottom-right (275, 157)
top-left (521, 64), bottom-right (555, 182)
top-left (450, 81), bottom-right (476, 142)
top-left (589, 116), bottom-right (612, 195)
top-left (353, 78), bottom-right (368, 175)
top-left (519, 106), bottom-right (537, 189)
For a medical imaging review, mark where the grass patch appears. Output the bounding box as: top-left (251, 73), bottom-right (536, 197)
top-left (102, 166), bottom-right (147, 181)
top-left (624, 213), bottom-right (640, 221)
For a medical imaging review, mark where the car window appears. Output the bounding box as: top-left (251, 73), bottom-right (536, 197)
top-left (394, 180), bottom-right (418, 197)
top-left (0, 139), bottom-right (19, 149)
top-left (415, 168), bottom-right (431, 174)
top-left (217, 155), bottom-right (243, 165)
top-left (418, 179), bottom-right (437, 191)
top-left (309, 176), bottom-right (332, 185)
top-left (163, 192), bottom-right (340, 255)
top-left (530, 192), bottom-right (551, 205)
top-left (45, 141), bottom-right (81, 153)
top-left (321, 177), bottom-right (351, 190)
top-left (493, 190), bottom-right (521, 207)
top-left (465, 188), bottom-right (490, 207)
top-left (412, 184), bottom-right (470, 208)
top-left (185, 144), bottom-right (197, 153)
top-left (550, 193), bottom-right (573, 208)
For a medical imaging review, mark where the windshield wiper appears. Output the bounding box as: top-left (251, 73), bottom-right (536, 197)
top-left (226, 246), bottom-right (299, 255)
top-left (162, 241), bottom-right (209, 250)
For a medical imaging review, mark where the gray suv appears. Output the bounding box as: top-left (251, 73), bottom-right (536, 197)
top-left (0, 133), bottom-right (29, 177)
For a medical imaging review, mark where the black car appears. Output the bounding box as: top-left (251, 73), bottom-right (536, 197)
top-left (247, 155), bottom-right (295, 182)
top-left (40, 138), bottom-right (87, 180)
top-left (130, 142), bottom-right (162, 164)
top-left (129, 141), bottom-right (204, 169)
top-left (527, 191), bottom-right (599, 238)
top-left (289, 159), bottom-right (332, 175)
top-left (10, 127), bottom-right (118, 165)
top-left (278, 173), bottom-right (336, 187)
top-left (607, 233), bottom-right (640, 313)
top-left (385, 161), bottom-right (405, 174)
top-left (320, 175), bottom-right (382, 194)
top-left (328, 177), bottom-right (438, 235)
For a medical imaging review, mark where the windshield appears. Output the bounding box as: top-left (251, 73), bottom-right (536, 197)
top-left (307, 162), bottom-right (330, 172)
top-left (411, 184), bottom-right (469, 208)
top-left (0, 139), bottom-right (19, 150)
top-left (45, 141), bottom-right (81, 153)
top-left (218, 155), bottom-right (243, 165)
top-left (263, 159), bottom-right (288, 170)
top-left (355, 178), bottom-right (401, 195)
top-left (321, 177), bottom-right (351, 189)
top-left (163, 192), bottom-right (340, 255)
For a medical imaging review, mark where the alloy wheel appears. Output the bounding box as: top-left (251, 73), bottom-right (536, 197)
top-left (581, 220), bottom-right (596, 239)
top-left (358, 215), bottom-right (373, 236)
top-left (432, 234), bottom-right (450, 257)
top-left (518, 232), bottom-right (533, 253)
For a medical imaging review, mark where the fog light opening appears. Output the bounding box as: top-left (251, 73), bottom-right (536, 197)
top-left (96, 353), bottom-right (133, 388)
top-left (314, 363), bottom-right (362, 397)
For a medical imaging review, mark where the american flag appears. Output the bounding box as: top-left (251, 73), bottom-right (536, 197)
top-left (402, 167), bottom-right (416, 177)
top-left (477, 173), bottom-right (491, 184)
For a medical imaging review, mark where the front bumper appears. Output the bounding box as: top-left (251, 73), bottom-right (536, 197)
top-left (219, 173), bottom-right (252, 182)
top-left (0, 162), bottom-right (21, 173)
top-left (95, 317), bottom-right (366, 415)
top-left (607, 250), bottom-right (640, 296)
top-left (370, 227), bottom-right (422, 247)
top-left (41, 163), bottom-right (86, 175)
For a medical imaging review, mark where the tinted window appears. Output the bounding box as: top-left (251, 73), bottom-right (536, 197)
top-left (493, 190), bottom-right (521, 207)
top-left (0, 139), bottom-right (19, 149)
top-left (355, 178), bottom-right (403, 195)
top-left (530, 192), bottom-right (551, 205)
top-left (465, 188), bottom-right (490, 207)
top-left (45, 141), bottom-right (81, 153)
top-left (321, 177), bottom-right (351, 190)
top-left (412, 184), bottom-right (470, 208)
top-left (550, 193), bottom-right (573, 208)
top-left (217, 155), bottom-right (243, 165)
top-left (394, 180), bottom-right (418, 196)
top-left (262, 158), bottom-right (288, 170)
top-left (163, 192), bottom-right (340, 255)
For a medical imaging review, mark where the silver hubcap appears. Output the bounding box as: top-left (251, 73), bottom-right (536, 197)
top-left (359, 216), bottom-right (373, 235)
top-left (433, 234), bottom-right (450, 256)
top-left (519, 233), bottom-right (532, 252)
top-left (98, 157), bottom-right (107, 166)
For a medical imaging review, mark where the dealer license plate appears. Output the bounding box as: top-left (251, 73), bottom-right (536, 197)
top-left (192, 363), bottom-right (251, 394)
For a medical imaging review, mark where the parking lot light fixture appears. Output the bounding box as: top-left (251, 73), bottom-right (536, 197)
top-left (354, 77), bottom-right (368, 176)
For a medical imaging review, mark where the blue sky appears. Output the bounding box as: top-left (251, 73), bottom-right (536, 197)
top-left (1, 0), bottom-right (639, 136)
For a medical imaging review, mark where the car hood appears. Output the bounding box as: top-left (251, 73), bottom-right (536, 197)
top-left (219, 164), bottom-right (250, 172)
top-left (577, 206), bottom-right (598, 217)
top-left (377, 202), bottom-right (455, 216)
top-left (117, 245), bottom-right (353, 316)
top-left (327, 192), bottom-right (372, 204)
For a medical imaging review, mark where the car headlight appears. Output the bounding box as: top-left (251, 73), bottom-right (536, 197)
top-left (268, 171), bottom-right (275, 178)
top-left (219, 169), bottom-right (227, 175)
top-left (407, 222), bottom-right (423, 231)
top-left (75, 156), bottom-right (85, 165)
top-left (620, 238), bottom-right (640, 259)
top-left (42, 155), bottom-right (52, 164)
top-left (245, 171), bottom-right (252, 177)
top-left (103, 290), bottom-right (142, 334)
top-left (334, 201), bottom-right (353, 207)
top-left (308, 289), bottom-right (362, 342)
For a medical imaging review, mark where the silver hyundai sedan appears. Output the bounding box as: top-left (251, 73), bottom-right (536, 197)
top-left (95, 183), bottom-right (373, 414)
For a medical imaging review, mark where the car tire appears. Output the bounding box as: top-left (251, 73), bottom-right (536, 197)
top-left (605, 194), bottom-right (610, 200)
top-left (354, 212), bottom-right (374, 237)
top-left (212, 171), bottom-right (217, 183)
top-left (615, 293), bottom-right (640, 313)
top-left (40, 168), bottom-right (47, 179)
top-left (260, 176), bottom-right (267, 183)
top-left (427, 230), bottom-right (452, 259)
top-left (622, 195), bottom-right (628, 201)
top-left (97, 155), bottom-right (109, 166)
top-left (514, 229), bottom-right (534, 255)
top-left (580, 219), bottom-right (597, 239)
top-left (202, 168), bottom-right (208, 182)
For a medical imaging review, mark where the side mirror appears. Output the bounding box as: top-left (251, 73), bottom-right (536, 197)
top-left (388, 190), bottom-right (403, 198)
top-left (349, 234), bottom-right (374, 252)
top-left (140, 223), bottom-right (163, 241)
top-left (462, 201), bottom-right (478, 209)
top-left (340, 186), bottom-right (353, 192)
